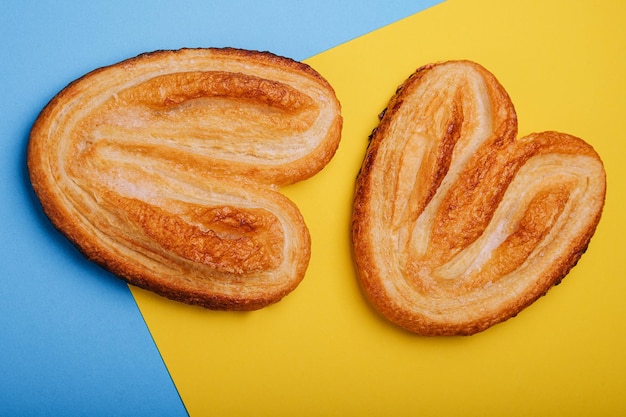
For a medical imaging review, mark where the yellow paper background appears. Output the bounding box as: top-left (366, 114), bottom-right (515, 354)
top-left (130, 0), bottom-right (626, 415)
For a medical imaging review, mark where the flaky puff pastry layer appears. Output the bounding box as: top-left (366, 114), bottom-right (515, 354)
top-left (352, 61), bottom-right (606, 335)
top-left (28, 48), bottom-right (342, 310)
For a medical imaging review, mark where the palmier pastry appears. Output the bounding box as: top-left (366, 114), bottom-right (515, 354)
top-left (28, 48), bottom-right (342, 310)
top-left (352, 60), bottom-right (605, 335)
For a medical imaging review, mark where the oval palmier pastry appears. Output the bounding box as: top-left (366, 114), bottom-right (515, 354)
top-left (352, 60), bottom-right (606, 335)
top-left (28, 47), bottom-right (342, 310)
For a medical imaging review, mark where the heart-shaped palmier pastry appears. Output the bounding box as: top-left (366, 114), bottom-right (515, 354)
top-left (352, 60), bottom-right (606, 335)
top-left (28, 48), bottom-right (342, 310)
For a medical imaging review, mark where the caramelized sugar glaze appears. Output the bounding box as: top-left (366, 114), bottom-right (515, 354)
top-left (352, 61), bottom-right (605, 335)
top-left (28, 48), bottom-right (342, 310)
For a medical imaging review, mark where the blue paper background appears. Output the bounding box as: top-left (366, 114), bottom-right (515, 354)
top-left (0, 1), bottom-right (441, 415)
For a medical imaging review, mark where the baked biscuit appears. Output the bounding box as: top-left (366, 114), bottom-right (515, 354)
top-left (28, 48), bottom-right (342, 310)
top-left (352, 60), bottom-right (605, 335)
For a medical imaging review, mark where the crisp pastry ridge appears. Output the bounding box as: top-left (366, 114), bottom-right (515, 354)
top-left (352, 60), bottom-right (606, 336)
top-left (28, 47), bottom-right (342, 310)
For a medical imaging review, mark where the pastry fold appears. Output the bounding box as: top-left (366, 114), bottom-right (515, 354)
top-left (352, 60), bottom-right (606, 335)
top-left (28, 48), bottom-right (342, 310)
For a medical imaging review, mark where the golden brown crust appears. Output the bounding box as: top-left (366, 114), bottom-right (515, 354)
top-left (28, 47), bottom-right (342, 310)
top-left (352, 60), bottom-right (606, 335)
